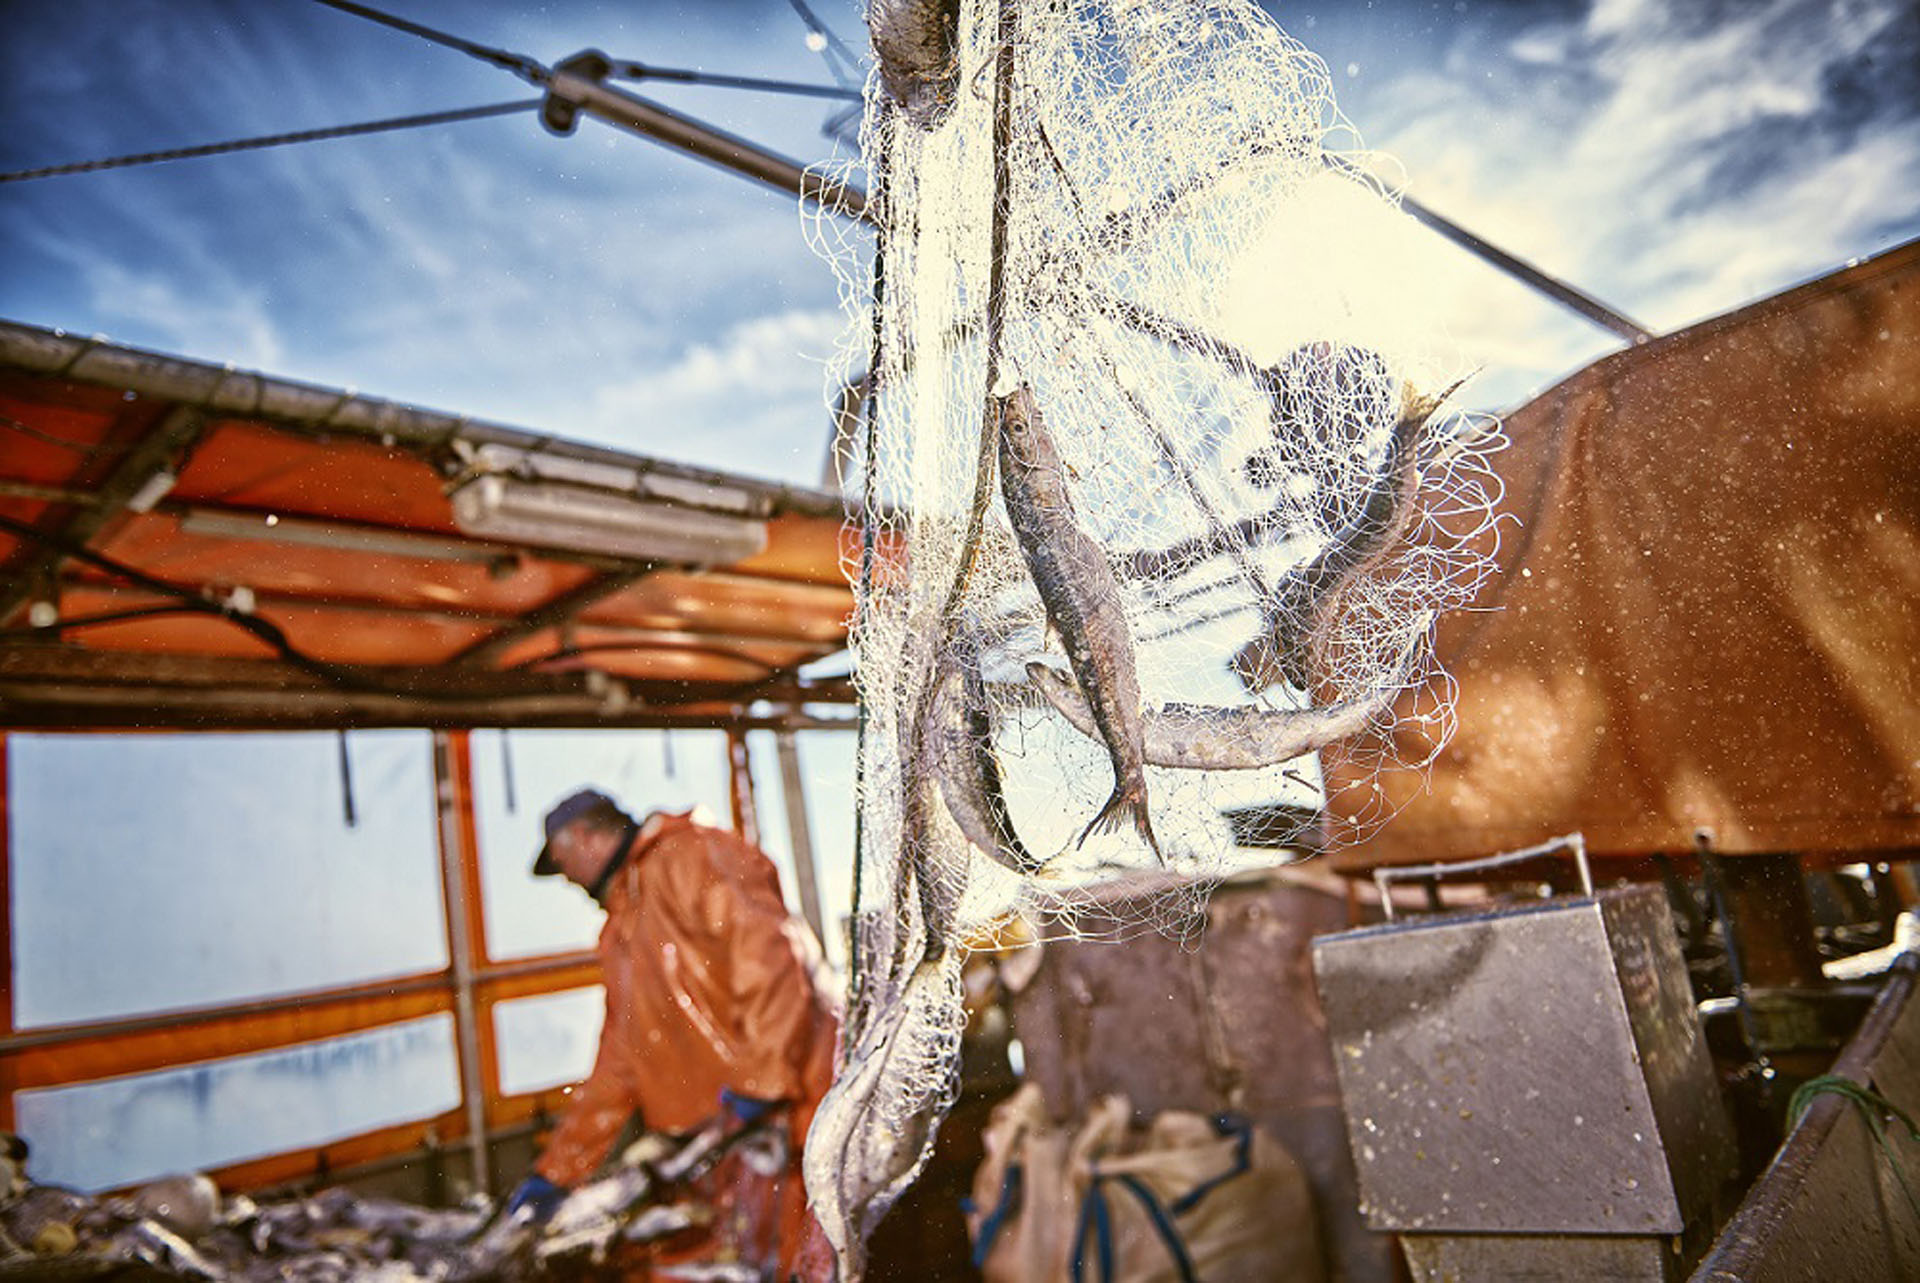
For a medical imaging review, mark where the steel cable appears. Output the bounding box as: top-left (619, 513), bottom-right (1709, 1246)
top-left (0, 100), bottom-right (541, 184)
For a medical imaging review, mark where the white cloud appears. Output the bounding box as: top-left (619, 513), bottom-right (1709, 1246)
top-left (586, 307), bottom-right (850, 485)
top-left (1338, 0), bottom-right (1919, 405)
top-left (22, 229), bottom-right (288, 372)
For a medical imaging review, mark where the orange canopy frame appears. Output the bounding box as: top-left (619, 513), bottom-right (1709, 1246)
top-left (0, 321), bottom-right (862, 1193)
top-left (0, 320), bottom-right (860, 731)
top-left (1327, 240), bottom-right (1920, 871)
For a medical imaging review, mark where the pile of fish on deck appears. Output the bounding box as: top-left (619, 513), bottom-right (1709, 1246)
top-left (0, 1122), bottom-right (776, 1281)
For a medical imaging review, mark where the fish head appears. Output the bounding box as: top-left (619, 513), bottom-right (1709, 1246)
top-left (996, 385), bottom-right (1054, 473)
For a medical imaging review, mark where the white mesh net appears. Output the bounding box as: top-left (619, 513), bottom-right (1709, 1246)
top-left (802, 0), bottom-right (1505, 1269)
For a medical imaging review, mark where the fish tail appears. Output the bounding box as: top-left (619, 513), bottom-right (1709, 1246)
top-left (1076, 777), bottom-right (1163, 863)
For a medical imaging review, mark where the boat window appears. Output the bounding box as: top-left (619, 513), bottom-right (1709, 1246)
top-left (745, 729), bottom-right (857, 969)
top-left (492, 986), bottom-right (605, 1096)
top-left (8, 731), bottom-right (446, 1028)
top-left (470, 729), bottom-right (731, 959)
top-left (14, 1015), bottom-right (459, 1191)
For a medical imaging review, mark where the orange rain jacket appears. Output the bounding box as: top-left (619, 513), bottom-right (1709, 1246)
top-left (533, 811), bottom-right (839, 1212)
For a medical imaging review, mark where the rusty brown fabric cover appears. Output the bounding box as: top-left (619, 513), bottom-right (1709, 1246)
top-left (533, 811), bottom-right (839, 1265)
top-left (1327, 241), bottom-right (1920, 870)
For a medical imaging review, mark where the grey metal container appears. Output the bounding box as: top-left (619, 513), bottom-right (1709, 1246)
top-left (1311, 885), bottom-right (1734, 1241)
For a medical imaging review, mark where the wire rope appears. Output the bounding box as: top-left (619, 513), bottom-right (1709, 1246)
top-left (0, 100), bottom-right (540, 184)
top-left (307, 0), bottom-right (548, 84)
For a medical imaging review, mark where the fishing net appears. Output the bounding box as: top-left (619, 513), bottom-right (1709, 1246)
top-left (801, 0), bottom-right (1505, 1269)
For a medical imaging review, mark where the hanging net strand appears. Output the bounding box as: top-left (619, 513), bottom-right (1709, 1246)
top-left (802, 0), bottom-right (1506, 1274)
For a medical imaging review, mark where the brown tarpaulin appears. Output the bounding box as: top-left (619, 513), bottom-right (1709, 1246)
top-left (1327, 240), bottom-right (1920, 871)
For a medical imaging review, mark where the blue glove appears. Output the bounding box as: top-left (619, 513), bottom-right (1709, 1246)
top-left (720, 1087), bottom-right (780, 1125)
top-left (503, 1174), bottom-right (567, 1223)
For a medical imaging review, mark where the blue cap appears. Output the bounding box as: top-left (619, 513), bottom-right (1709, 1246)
top-left (533, 788), bottom-right (618, 876)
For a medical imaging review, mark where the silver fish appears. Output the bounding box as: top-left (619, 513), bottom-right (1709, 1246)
top-left (1235, 381), bottom-right (1460, 693)
top-left (128, 1172), bottom-right (220, 1238)
top-left (1025, 661), bottom-right (1388, 770)
top-left (897, 712), bottom-right (966, 976)
top-left (803, 952), bottom-right (958, 1280)
top-left (111, 1219), bottom-right (224, 1279)
top-left (997, 385), bottom-right (1161, 860)
top-left (929, 647), bottom-right (1046, 876)
top-left (533, 1163), bottom-right (654, 1263)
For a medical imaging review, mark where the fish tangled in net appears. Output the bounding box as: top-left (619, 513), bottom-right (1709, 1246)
top-left (802, 0), bottom-right (1504, 1272)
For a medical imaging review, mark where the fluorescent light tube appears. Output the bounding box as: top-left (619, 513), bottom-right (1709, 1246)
top-left (448, 474), bottom-right (767, 567)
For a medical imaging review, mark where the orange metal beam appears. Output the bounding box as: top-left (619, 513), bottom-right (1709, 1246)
top-left (0, 951), bottom-right (604, 1092)
top-left (477, 961), bottom-right (602, 1005)
top-left (3, 983), bottom-right (454, 1093)
top-left (431, 730), bottom-right (492, 1192)
top-left (728, 728), bottom-right (759, 845)
top-left (1, 732), bottom-right (13, 1131)
top-left (450, 733), bottom-right (494, 968)
top-left (484, 1084), bottom-right (579, 1132)
top-left (445, 731), bottom-right (502, 1127)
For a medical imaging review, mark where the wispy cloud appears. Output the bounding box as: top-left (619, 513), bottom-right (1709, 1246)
top-left (0, 0), bottom-right (864, 482)
top-left (586, 307), bottom-right (848, 483)
top-left (1323, 0), bottom-right (1920, 404)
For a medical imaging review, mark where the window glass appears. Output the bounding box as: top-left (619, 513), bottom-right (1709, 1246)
top-left (8, 732), bottom-right (445, 1028)
top-left (492, 986), bottom-right (605, 1096)
top-left (788, 731), bottom-right (857, 969)
top-left (743, 729), bottom-right (858, 965)
top-left (14, 1016), bottom-right (459, 1191)
top-left (744, 730), bottom-right (800, 914)
top-left (470, 729), bottom-right (731, 959)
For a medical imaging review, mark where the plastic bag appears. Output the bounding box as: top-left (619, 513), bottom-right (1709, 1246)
top-left (966, 1084), bottom-right (1324, 1282)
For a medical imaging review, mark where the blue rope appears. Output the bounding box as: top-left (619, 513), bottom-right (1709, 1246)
top-left (969, 1163), bottom-right (1024, 1267)
top-left (1112, 1173), bottom-right (1199, 1283)
top-left (1170, 1114), bottom-right (1252, 1215)
top-left (1070, 1179), bottom-right (1115, 1283)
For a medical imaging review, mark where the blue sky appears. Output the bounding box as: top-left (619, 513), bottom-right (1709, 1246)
top-left (4, 0), bottom-right (1916, 484)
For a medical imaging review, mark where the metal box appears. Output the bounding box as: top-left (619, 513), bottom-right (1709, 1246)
top-left (1311, 885), bottom-right (1734, 1236)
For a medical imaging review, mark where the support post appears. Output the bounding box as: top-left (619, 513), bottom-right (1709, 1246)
top-left (1708, 850), bottom-right (1826, 992)
top-left (774, 730), bottom-right (826, 946)
top-left (0, 732), bottom-right (13, 1131)
top-left (432, 731), bottom-right (492, 1194)
top-left (727, 729), bottom-right (760, 847)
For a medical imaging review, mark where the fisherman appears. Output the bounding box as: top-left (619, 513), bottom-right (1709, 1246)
top-left (501, 788), bottom-right (839, 1274)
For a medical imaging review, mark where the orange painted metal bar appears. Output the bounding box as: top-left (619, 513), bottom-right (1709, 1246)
top-left (431, 730), bottom-right (491, 1192)
top-left (446, 731), bottom-right (494, 967)
top-left (476, 960), bottom-right (602, 1006)
top-left (484, 1084), bottom-right (578, 1133)
top-left (727, 728), bottom-right (759, 845)
top-left (1, 731), bottom-right (14, 1131)
top-left (3, 983), bottom-right (454, 1093)
top-left (0, 952), bottom-right (604, 1093)
top-left (444, 730), bottom-right (504, 1162)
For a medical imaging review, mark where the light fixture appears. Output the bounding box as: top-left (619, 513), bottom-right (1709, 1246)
top-left (125, 468), bottom-right (178, 514)
top-left (447, 445), bottom-right (768, 567)
top-left (179, 509), bottom-right (513, 565)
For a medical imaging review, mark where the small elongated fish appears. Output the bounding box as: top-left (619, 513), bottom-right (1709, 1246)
top-left (896, 668), bottom-right (970, 974)
top-left (1236, 381), bottom-right (1460, 692)
top-left (804, 951), bottom-right (959, 1280)
top-left (1026, 661), bottom-right (1388, 770)
top-left (928, 646), bottom-right (1047, 876)
top-left (997, 385), bottom-right (1162, 861)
